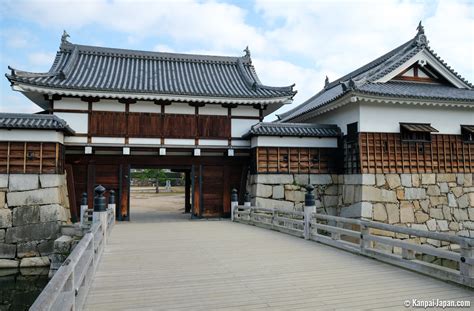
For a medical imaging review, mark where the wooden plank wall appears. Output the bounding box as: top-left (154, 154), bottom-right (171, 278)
top-left (89, 111), bottom-right (230, 139)
top-left (358, 133), bottom-right (474, 174)
top-left (254, 147), bottom-right (338, 174)
top-left (0, 142), bottom-right (64, 174)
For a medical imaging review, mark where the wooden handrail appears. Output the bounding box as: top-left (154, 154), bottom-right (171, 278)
top-left (232, 205), bottom-right (474, 288)
top-left (30, 207), bottom-right (115, 311)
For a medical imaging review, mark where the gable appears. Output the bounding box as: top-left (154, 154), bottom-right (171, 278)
top-left (374, 49), bottom-right (470, 89)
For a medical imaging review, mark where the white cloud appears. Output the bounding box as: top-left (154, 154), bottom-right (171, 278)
top-left (0, 94), bottom-right (41, 113)
top-left (153, 44), bottom-right (175, 53)
top-left (28, 52), bottom-right (56, 70)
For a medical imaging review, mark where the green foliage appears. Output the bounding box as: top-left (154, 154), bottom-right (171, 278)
top-left (131, 169), bottom-right (168, 182)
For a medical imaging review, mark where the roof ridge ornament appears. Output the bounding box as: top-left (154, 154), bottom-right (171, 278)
top-left (61, 30), bottom-right (70, 45)
top-left (415, 21), bottom-right (428, 47)
top-left (243, 46), bottom-right (251, 58)
top-left (324, 76), bottom-right (330, 88)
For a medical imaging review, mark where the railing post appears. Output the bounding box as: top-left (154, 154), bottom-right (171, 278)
top-left (360, 222), bottom-right (371, 253)
top-left (108, 189), bottom-right (116, 225)
top-left (460, 239), bottom-right (474, 279)
top-left (93, 185), bottom-right (108, 244)
top-left (231, 188), bottom-right (238, 222)
top-left (304, 185), bottom-right (315, 240)
top-left (80, 192), bottom-right (88, 226)
top-left (244, 192), bottom-right (251, 207)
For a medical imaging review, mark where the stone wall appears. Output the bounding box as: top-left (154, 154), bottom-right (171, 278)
top-left (0, 174), bottom-right (70, 268)
top-left (248, 174), bottom-right (340, 213)
top-left (248, 173), bottom-right (474, 240)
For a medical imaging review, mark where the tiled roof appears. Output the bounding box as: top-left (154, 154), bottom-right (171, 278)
top-left (400, 123), bottom-right (438, 133)
top-left (0, 113), bottom-right (74, 135)
top-left (243, 122), bottom-right (340, 138)
top-left (278, 25), bottom-right (473, 122)
top-left (6, 36), bottom-right (296, 103)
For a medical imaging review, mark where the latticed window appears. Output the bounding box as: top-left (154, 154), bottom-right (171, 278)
top-left (400, 123), bottom-right (438, 142)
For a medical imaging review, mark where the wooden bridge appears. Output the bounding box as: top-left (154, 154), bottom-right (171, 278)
top-left (32, 190), bottom-right (473, 310)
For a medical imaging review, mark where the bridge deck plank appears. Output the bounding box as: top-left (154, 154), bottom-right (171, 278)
top-left (84, 221), bottom-right (473, 310)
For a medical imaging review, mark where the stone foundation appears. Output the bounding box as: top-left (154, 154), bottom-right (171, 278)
top-left (248, 173), bottom-right (474, 241)
top-left (0, 174), bottom-right (70, 268)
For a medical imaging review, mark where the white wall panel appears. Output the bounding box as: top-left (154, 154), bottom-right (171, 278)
top-left (54, 112), bottom-right (89, 134)
top-left (307, 103), bottom-right (359, 135)
top-left (64, 136), bottom-right (88, 144)
top-left (359, 102), bottom-right (473, 134)
top-left (92, 100), bottom-right (125, 112)
top-left (231, 119), bottom-right (259, 138)
top-left (165, 102), bottom-right (195, 114)
top-left (0, 129), bottom-right (64, 143)
top-left (232, 106), bottom-right (259, 117)
top-left (129, 138), bottom-right (162, 145)
top-left (129, 101), bottom-right (161, 113)
top-left (164, 138), bottom-right (195, 145)
top-left (199, 105), bottom-right (227, 116)
top-left (91, 137), bottom-right (125, 144)
top-left (54, 98), bottom-right (88, 110)
top-left (251, 136), bottom-right (337, 148)
top-left (199, 139), bottom-right (228, 146)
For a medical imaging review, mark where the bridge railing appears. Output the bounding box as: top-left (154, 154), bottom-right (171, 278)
top-left (231, 187), bottom-right (474, 288)
top-left (30, 185), bottom-right (116, 311)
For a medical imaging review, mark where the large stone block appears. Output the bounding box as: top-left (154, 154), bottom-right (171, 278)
top-left (39, 204), bottom-right (68, 223)
top-left (254, 174), bottom-right (293, 185)
top-left (414, 211), bottom-right (429, 223)
top-left (342, 185), bottom-right (355, 204)
top-left (436, 220), bottom-right (449, 231)
top-left (462, 174), bottom-right (473, 187)
top-left (426, 219), bottom-right (437, 231)
top-left (373, 203), bottom-right (387, 222)
top-left (375, 174), bottom-right (386, 187)
top-left (400, 202), bottom-right (415, 223)
top-left (0, 174), bottom-right (8, 189)
top-left (272, 186), bottom-right (284, 199)
top-left (400, 174), bottom-right (412, 187)
top-left (20, 256), bottom-right (50, 268)
top-left (404, 188), bottom-right (426, 200)
top-left (411, 174), bottom-right (420, 187)
top-left (448, 193), bottom-right (457, 208)
top-left (54, 235), bottom-right (73, 254)
top-left (0, 243), bottom-right (16, 259)
top-left (40, 174), bottom-right (65, 188)
top-left (386, 174), bottom-right (401, 189)
top-left (421, 174), bottom-right (436, 185)
top-left (37, 239), bottom-right (55, 256)
top-left (12, 206), bottom-right (40, 226)
top-left (361, 186), bottom-right (397, 203)
top-left (430, 196), bottom-right (447, 207)
top-left (5, 222), bottom-right (61, 243)
top-left (294, 174), bottom-right (309, 185)
top-left (323, 195), bottom-right (339, 207)
top-left (324, 185), bottom-right (338, 195)
top-left (0, 192), bottom-right (5, 208)
top-left (285, 190), bottom-right (305, 203)
top-left (6, 187), bottom-right (61, 207)
top-left (386, 203), bottom-right (399, 224)
top-left (253, 184), bottom-right (272, 198)
top-left (453, 209), bottom-right (469, 221)
top-left (343, 174), bottom-right (375, 185)
top-left (437, 174), bottom-right (456, 183)
top-left (429, 208), bottom-right (444, 220)
top-left (340, 202), bottom-right (372, 219)
top-left (0, 229), bottom-right (4, 242)
top-left (439, 183), bottom-right (449, 193)
top-left (0, 259), bottom-right (19, 268)
top-left (426, 185), bottom-right (440, 196)
top-left (310, 174), bottom-right (333, 185)
top-left (0, 209), bottom-right (12, 229)
top-left (17, 241), bottom-right (39, 258)
top-left (8, 174), bottom-right (39, 191)
top-left (255, 197), bottom-right (294, 210)
top-left (457, 194), bottom-right (469, 209)
top-left (470, 208), bottom-right (474, 220)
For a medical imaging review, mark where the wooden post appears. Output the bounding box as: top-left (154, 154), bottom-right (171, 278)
top-left (185, 171), bottom-right (191, 213)
top-left (108, 190), bottom-right (116, 224)
top-left (230, 188), bottom-right (238, 222)
top-left (304, 185), bottom-right (315, 240)
top-left (244, 192), bottom-right (251, 207)
top-left (93, 185), bottom-right (108, 245)
top-left (460, 240), bottom-right (474, 279)
top-left (360, 223), bottom-right (371, 252)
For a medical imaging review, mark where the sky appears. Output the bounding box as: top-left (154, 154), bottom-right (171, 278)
top-left (0, 0), bottom-right (473, 120)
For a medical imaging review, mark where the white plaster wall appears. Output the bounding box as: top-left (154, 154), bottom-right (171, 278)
top-left (199, 105), bottom-right (227, 116)
top-left (129, 101), bottom-right (161, 113)
top-left (92, 100), bottom-right (125, 112)
top-left (129, 138), bottom-right (161, 145)
top-left (251, 136), bottom-right (337, 148)
top-left (64, 136), bottom-right (87, 144)
top-left (53, 98), bottom-right (88, 110)
top-left (307, 103), bottom-right (360, 135)
top-left (199, 139), bottom-right (228, 146)
top-left (232, 106), bottom-right (259, 117)
top-left (165, 102), bottom-right (195, 114)
top-left (54, 112), bottom-right (88, 134)
top-left (91, 137), bottom-right (125, 144)
top-left (164, 138), bottom-right (195, 145)
top-left (231, 139), bottom-right (251, 147)
top-left (0, 129), bottom-right (64, 143)
top-left (359, 101), bottom-right (474, 134)
top-left (231, 119), bottom-right (259, 138)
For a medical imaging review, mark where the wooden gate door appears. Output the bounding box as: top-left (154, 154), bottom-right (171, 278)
top-left (201, 165), bottom-right (224, 217)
